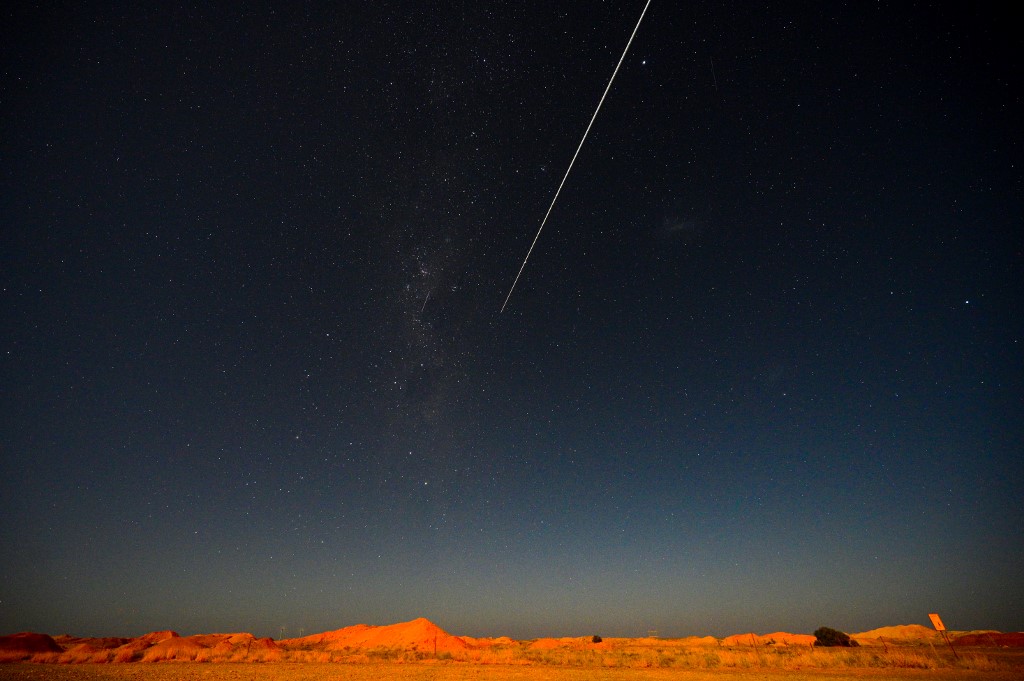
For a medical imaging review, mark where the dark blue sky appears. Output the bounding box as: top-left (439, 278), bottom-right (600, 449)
top-left (2, 1), bottom-right (1021, 639)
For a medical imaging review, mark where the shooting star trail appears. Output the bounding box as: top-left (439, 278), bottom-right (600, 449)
top-left (500, 0), bottom-right (653, 314)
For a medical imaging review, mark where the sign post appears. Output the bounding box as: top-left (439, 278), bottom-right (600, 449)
top-left (928, 613), bottom-right (959, 660)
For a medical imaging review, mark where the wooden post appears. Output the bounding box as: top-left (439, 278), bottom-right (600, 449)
top-left (939, 630), bottom-right (960, 661)
top-left (928, 613), bottom-right (959, 661)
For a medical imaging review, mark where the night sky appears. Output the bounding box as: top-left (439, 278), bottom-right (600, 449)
top-left (2, 2), bottom-right (1021, 640)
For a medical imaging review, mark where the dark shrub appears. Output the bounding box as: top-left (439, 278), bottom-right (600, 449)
top-left (813, 627), bottom-right (859, 647)
top-left (591, 635), bottom-right (603, 644)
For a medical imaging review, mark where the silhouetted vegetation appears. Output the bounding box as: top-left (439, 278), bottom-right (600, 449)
top-left (813, 627), bottom-right (859, 647)
top-left (591, 635), bottom-right (602, 643)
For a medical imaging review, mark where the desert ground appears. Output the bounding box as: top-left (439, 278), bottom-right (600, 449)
top-left (2, 619), bottom-right (1022, 680)
top-left (2, 662), bottom-right (1024, 681)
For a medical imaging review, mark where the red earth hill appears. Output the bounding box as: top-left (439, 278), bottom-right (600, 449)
top-left (280, 617), bottom-right (469, 654)
top-left (954, 632), bottom-right (1024, 647)
top-left (0, 632), bottom-right (62, 661)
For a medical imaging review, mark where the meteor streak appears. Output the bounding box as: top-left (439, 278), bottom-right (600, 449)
top-left (500, 0), bottom-right (653, 313)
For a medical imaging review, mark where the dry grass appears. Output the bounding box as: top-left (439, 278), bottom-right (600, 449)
top-left (4, 634), bottom-right (1023, 681)
top-left (8, 642), bottom-right (1024, 672)
top-left (501, 642), bottom-right (1021, 672)
top-left (348, 637), bottom-right (1022, 674)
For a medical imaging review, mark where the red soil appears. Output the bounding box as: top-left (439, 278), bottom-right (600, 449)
top-left (954, 632), bottom-right (1024, 647)
top-left (720, 632), bottom-right (815, 646)
top-left (4, 617), bottom-right (1022, 665)
top-left (281, 617), bottom-right (469, 654)
top-left (853, 624), bottom-right (939, 641)
top-left (0, 632), bottom-right (62, 658)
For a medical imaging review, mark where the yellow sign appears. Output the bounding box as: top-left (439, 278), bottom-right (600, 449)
top-left (928, 613), bottom-right (946, 631)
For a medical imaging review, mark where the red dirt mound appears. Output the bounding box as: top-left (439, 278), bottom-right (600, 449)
top-left (680, 636), bottom-right (720, 646)
top-left (763, 632), bottom-right (816, 646)
top-left (853, 624), bottom-right (939, 642)
top-left (137, 630), bottom-right (179, 644)
top-left (721, 632), bottom-right (813, 646)
top-left (954, 632), bottom-right (1024, 647)
top-left (54, 636), bottom-right (129, 650)
top-left (57, 642), bottom-right (127, 664)
top-left (139, 635), bottom-right (208, 662)
top-left (282, 617), bottom-right (469, 653)
top-left (283, 622), bottom-right (374, 645)
top-left (461, 635), bottom-right (514, 647)
top-left (0, 632), bottom-right (63, 653)
top-left (340, 617), bottom-right (469, 653)
top-left (0, 632), bottom-right (63, 661)
top-left (198, 635), bottom-right (282, 662)
top-left (138, 633), bottom-right (283, 662)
